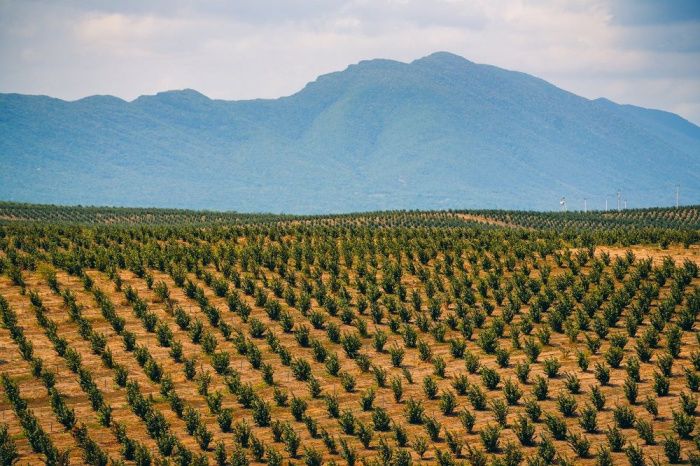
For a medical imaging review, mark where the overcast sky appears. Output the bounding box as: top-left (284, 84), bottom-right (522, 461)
top-left (1, 0), bottom-right (699, 124)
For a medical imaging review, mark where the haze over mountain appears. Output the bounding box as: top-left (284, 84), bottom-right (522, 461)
top-left (2, 52), bottom-right (699, 213)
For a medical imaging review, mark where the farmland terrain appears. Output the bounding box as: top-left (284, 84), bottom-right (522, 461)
top-left (0, 204), bottom-right (699, 465)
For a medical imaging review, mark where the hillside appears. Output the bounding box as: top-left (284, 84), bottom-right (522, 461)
top-left (2, 202), bottom-right (700, 237)
top-left (1, 52), bottom-right (699, 213)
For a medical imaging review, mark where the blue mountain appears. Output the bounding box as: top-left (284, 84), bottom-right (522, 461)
top-left (2, 52), bottom-right (698, 213)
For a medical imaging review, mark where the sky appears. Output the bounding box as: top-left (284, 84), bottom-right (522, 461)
top-left (1, 0), bottom-right (699, 124)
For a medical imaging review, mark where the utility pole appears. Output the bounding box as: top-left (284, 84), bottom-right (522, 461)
top-left (560, 197), bottom-right (566, 212)
top-left (676, 184), bottom-right (680, 208)
top-left (617, 190), bottom-right (621, 212)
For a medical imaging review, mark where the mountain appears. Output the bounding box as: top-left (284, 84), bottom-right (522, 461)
top-left (1, 51), bottom-right (699, 213)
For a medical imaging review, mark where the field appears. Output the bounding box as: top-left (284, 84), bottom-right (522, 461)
top-left (0, 204), bottom-right (699, 465)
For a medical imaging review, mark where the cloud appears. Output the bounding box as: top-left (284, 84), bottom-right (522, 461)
top-left (609, 0), bottom-right (700, 26)
top-left (0, 0), bottom-right (698, 124)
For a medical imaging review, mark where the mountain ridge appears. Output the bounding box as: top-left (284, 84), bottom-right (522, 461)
top-left (1, 51), bottom-right (698, 213)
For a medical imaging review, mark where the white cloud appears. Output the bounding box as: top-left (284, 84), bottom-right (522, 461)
top-left (0, 0), bottom-right (698, 123)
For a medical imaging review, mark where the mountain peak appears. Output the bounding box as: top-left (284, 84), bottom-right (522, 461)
top-left (133, 88), bottom-right (209, 104)
top-left (412, 51), bottom-right (474, 66)
top-left (75, 95), bottom-right (127, 105)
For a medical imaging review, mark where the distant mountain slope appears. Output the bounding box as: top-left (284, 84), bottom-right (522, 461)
top-left (1, 52), bottom-right (698, 213)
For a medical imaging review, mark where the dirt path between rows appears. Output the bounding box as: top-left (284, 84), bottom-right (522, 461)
top-left (595, 244), bottom-right (700, 266)
top-left (453, 213), bottom-right (524, 228)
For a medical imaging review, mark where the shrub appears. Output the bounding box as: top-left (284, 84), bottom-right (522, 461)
top-left (452, 373), bottom-right (469, 395)
top-left (663, 435), bottom-right (682, 464)
top-left (356, 421), bottom-right (374, 449)
top-left (479, 424), bottom-right (501, 453)
top-left (325, 353), bottom-right (340, 376)
top-left (557, 392), bottom-right (577, 417)
top-left (433, 355), bottom-right (447, 377)
top-left (685, 367), bottom-right (700, 392)
top-left (464, 350), bottom-right (480, 373)
top-left (544, 413), bottom-right (567, 440)
top-left (373, 365), bottom-right (387, 387)
top-left (513, 415), bottom-right (535, 446)
top-left (459, 408), bottom-right (476, 433)
top-left (593, 362), bottom-right (610, 385)
top-left (405, 398), bottom-right (424, 424)
top-left (423, 376), bottom-right (438, 399)
top-left (625, 356), bottom-right (640, 382)
top-left (653, 371), bottom-right (670, 396)
top-left (613, 405), bottom-right (636, 429)
top-left (440, 390), bottom-right (457, 416)
top-left (542, 358), bottom-right (561, 378)
top-left (590, 385), bottom-right (606, 411)
top-left (514, 361), bottom-right (530, 384)
top-left (625, 444), bottom-right (645, 466)
top-left (532, 375), bottom-right (548, 401)
top-left (576, 350), bottom-right (589, 371)
top-left (359, 388), bottom-right (375, 411)
top-left (579, 404), bottom-right (598, 433)
top-left (503, 378), bottom-right (522, 405)
top-left (252, 400), bottom-right (271, 427)
top-left (490, 398), bottom-right (509, 427)
top-left (563, 372), bottom-right (581, 394)
top-left (444, 430), bottom-right (463, 457)
top-left (623, 377), bottom-right (638, 404)
top-left (642, 395), bottom-right (658, 419)
top-left (339, 438), bottom-right (356, 466)
top-left (341, 332), bottom-right (362, 358)
top-left (606, 426), bottom-right (625, 452)
top-left (389, 345), bottom-right (405, 367)
top-left (184, 357), bottom-right (197, 380)
top-left (657, 352), bottom-right (674, 377)
top-left (635, 418), bottom-right (655, 445)
top-left (477, 329), bottom-right (498, 354)
top-left (424, 416), bottom-right (441, 441)
top-left (325, 393), bottom-right (340, 418)
top-left (373, 407), bottom-right (391, 432)
top-left (283, 427), bottom-right (301, 458)
top-left (523, 338), bottom-right (541, 362)
top-left (467, 384), bottom-right (487, 410)
top-left (523, 397), bottom-right (541, 422)
top-left (292, 358), bottom-right (312, 381)
top-left (195, 424), bottom-right (212, 450)
top-left (217, 408), bottom-right (233, 432)
top-left (604, 346), bottom-right (624, 368)
top-left (495, 348), bottom-right (510, 368)
top-left (340, 372), bottom-right (356, 392)
top-left (338, 410), bottom-right (355, 435)
top-left (303, 446), bottom-right (323, 466)
top-left (412, 436), bottom-right (428, 458)
top-left (211, 351), bottom-right (230, 375)
top-left (567, 431), bottom-right (591, 458)
top-left (393, 423), bottom-right (408, 447)
top-left (596, 446), bottom-right (613, 466)
top-left (538, 435), bottom-right (556, 464)
top-left (373, 330), bottom-right (387, 351)
top-left (391, 376), bottom-right (403, 403)
top-left (481, 367), bottom-right (500, 390)
top-left (290, 396), bottom-right (308, 422)
top-left (672, 409), bottom-right (695, 439)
